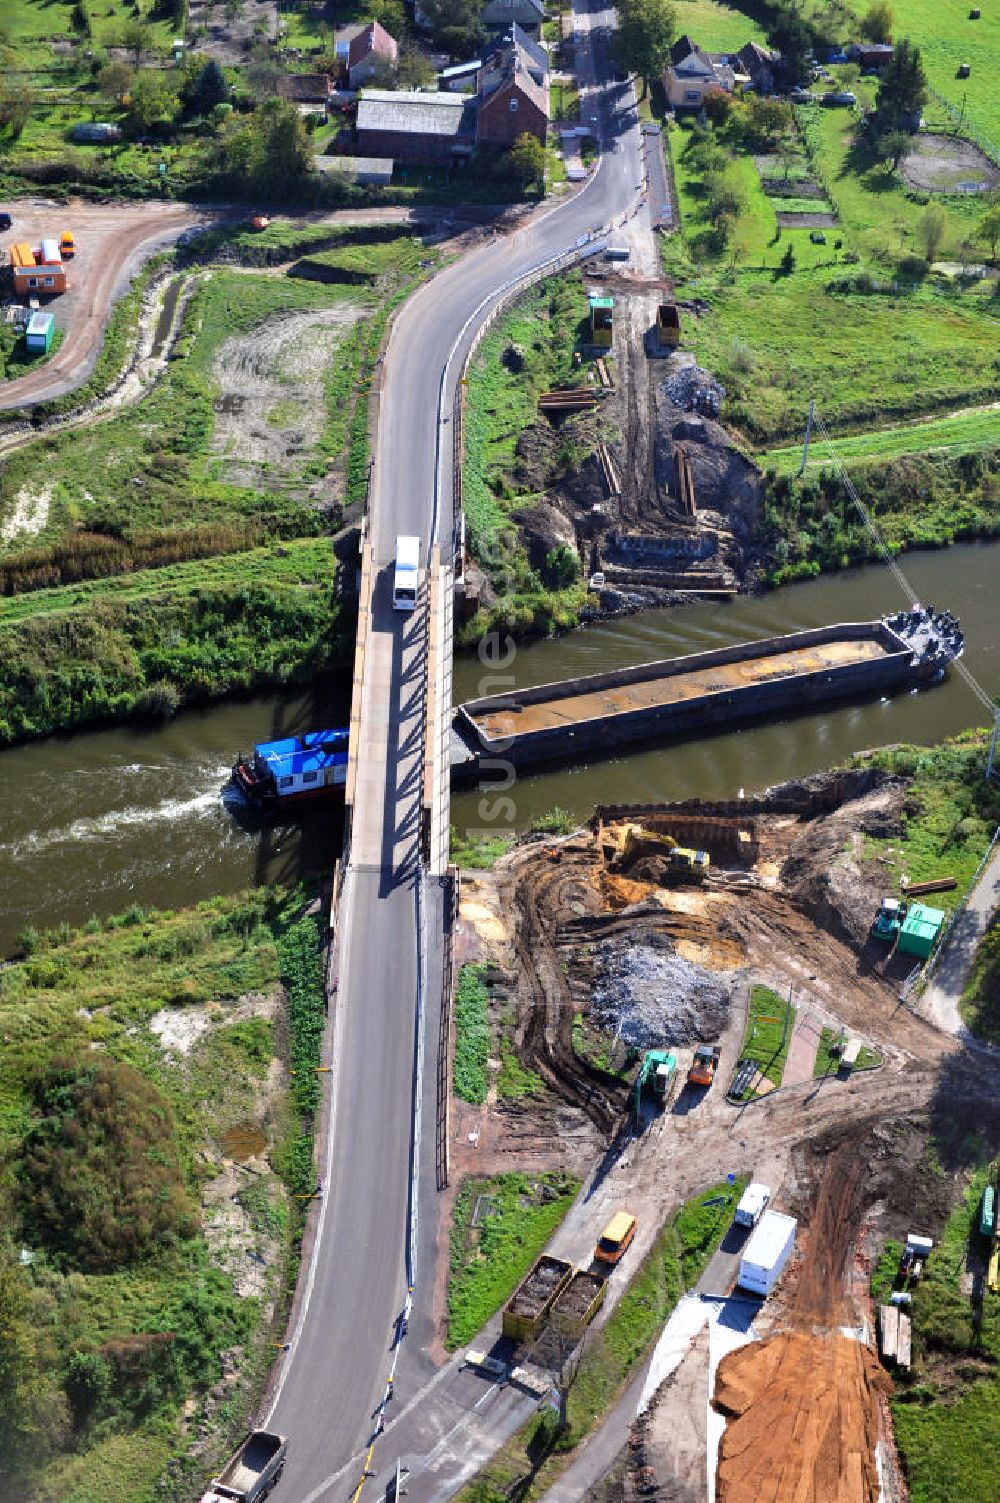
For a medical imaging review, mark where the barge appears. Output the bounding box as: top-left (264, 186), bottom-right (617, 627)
top-left (453, 609), bottom-right (962, 777)
top-left (232, 728), bottom-right (349, 806)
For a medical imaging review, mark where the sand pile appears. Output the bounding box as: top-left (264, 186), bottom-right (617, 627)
top-left (714, 1332), bottom-right (892, 1503)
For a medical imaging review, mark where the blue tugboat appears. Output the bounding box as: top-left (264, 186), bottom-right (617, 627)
top-left (232, 729), bottom-right (350, 806)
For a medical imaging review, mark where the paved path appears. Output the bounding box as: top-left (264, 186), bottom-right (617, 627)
top-left (921, 836), bottom-right (1000, 1036)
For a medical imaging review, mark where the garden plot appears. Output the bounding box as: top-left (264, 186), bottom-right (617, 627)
top-left (211, 304), bottom-right (365, 488)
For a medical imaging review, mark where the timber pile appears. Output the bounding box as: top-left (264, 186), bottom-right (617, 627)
top-left (538, 387), bottom-right (602, 412)
top-left (596, 440), bottom-right (621, 497)
top-left (714, 1332), bottom-right (892, 1503)
top-left (596, 357), bottom-right (614, 389)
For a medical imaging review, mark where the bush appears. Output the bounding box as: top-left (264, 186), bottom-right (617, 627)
top-left (17, 1056), bottom-right (196, 1272)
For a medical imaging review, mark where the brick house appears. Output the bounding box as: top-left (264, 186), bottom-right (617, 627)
top-left (347, 22), bottom-right (399, 87)
top-left (476, 30), bottom-right (549, 146)
top-left (355, 89), bottom-right (476, 166)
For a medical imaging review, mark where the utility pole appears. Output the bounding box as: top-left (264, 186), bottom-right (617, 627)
top-left (799, 399), bottom-right (815, 476)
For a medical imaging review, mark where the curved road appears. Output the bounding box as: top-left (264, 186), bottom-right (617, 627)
top-left (266, 4), bottom-right (647, 1497)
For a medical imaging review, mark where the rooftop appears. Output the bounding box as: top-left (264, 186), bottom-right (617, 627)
top-left (357, 89), bottom-right (475, 137)
top-left (256, 729), bottom-right (349, 781)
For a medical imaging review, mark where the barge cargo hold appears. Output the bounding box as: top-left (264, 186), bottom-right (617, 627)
top-left (454, 610), bottom-right (962, 776)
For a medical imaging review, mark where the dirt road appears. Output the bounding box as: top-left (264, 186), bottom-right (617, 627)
top-left (0, 199), bottom-right (209, 411)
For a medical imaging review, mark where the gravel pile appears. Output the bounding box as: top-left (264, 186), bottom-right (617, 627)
top-left (591, 935), bottom-right (731, 1048)
top-left (662, 363), bottom-right (726, 416)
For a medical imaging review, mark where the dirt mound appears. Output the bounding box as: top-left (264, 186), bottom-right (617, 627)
top-left (715, 1332), bottom-right (891, 1503)
top-left (591, 931), bottom-right (732, 1048)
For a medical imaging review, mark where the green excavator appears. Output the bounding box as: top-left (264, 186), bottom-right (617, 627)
top-left (633, 1049), bottom-right (677, 1129)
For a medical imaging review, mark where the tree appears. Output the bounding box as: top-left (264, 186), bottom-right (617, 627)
top-left (701, 88), bottom-right (731, 127)
top-left (17, 1056), bottom-right (196, 1272)
top-left (126, 69), bottom-right (180, 132)
top-left (613, 0), bottom-right (676, 99)
top-left (0, 79), bottom-right (35, 139)
top-left (977, 201), bottom-right (1000, 263)
top-left (706, 175), bottom-right (745, 226)
top-left (738, 94), bottom-right (792, 151)
top-left (780, 241), bottom-right (796, 275)
top-left (769, 11), bottom-right (811, 86)
top-left (418, 0), bottom-right (482, 56)
top-left (191, 57), bottom-right (228, 114)
top-left (209, 96), bottom-right (314, 193)
top-left (875, 37), bottom-right (926, 129)
top-left (874, 128), bottom-right (912, 173)
top-left (97, 60), bottom-right (134, 106)
top-left (397, 42), bottom-right (436, 90)
top-left (859, 1), bottom-right (893, 44)
top-left (0, 1255), bottom-right (69, 1474)
top-left (120, 19), bottom-right (152, 67)
top-left (917, 202), bottom-right (948, 263)
top-left (507, 130), bottom-right (546, 188)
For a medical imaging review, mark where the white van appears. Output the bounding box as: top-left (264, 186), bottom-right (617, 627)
top-left (734, 1182), bottom-right (771, 1228)
top-left (392, 534), bottom-right (420, 611)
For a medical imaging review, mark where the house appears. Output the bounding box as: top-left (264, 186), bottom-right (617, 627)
top-left (347, 22), bottom-right (398, 87)
top-left (277, 73), bottom-right (333, 109)
top-left (736, 40), bottom-right (777, 93)
top-left (481, 0), bottom-right (545, 42)
top-left (662, 49), bottom-right (738, 111)
top-left (477, 29), bottom-right (549, 145)
top-left (355, 89), bottom-right (476, 165)
top-left (670, 35), bottom-right (700, 66)
top-left (10, 241), bottom-right (67, 296)
top-left (25, 310), bottom-right (55, 353)
top-left (847, 42), bottom-right (895, 71)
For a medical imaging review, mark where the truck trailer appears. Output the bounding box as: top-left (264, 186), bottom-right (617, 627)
top-left (199, 1430), bottom-right (287, 1503)
top-left (737, 1209), bottom-right (797, 1297)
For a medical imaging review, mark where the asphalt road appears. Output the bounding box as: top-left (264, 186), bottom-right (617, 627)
top-left (267, 4), bottom-right (648, 1497)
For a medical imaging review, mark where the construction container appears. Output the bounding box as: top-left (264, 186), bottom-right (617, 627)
top-left (840, 1037), bottom-right (861, 1070)
top-left (24, 310), bottom-right (55, 353)
top-left (897, 902), bottom-right (945, 960)
top-left (737, 1209), bottom-right (797, 1296)
top-left (501, 1255), bottom-right (573, 1342)
top-left (656, 303), bottom-right (680, 348)
top-left (550, 1270), bottom-right (606, 1336)
top-left (588, 295), bottom-right (613, 348)
top-left (980, 1186), bottom-right (995, 1239)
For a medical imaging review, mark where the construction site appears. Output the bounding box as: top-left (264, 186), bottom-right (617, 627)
top-left (445, 763), bottom-right (1000, 1503)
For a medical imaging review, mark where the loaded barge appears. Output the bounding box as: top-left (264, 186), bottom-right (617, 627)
top-left (453, 609), bottom-right (962, 778)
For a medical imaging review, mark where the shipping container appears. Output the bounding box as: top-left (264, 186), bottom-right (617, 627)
top-left (737, 1209), bottom-right (797, 1296)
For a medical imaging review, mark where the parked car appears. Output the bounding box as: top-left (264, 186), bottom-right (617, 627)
top-left (0, 212), bottom-right (12, 232)
top-left (822, 90), bottom-right (857, 106)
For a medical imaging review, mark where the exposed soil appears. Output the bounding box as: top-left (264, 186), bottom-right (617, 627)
top-left (188, 0), bottom-right (279, 65)
top-left (0, 199), bottom-right (209, 411)
top-left (211, 303), bottom-right (365, 494)
top-left (775, 211), bottom-right (838, 227)
top-left (900, 132), bottom-right (1000, 194)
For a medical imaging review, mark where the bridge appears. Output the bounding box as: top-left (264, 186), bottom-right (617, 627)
top-left (263, 2), bottom-right (650, 1496)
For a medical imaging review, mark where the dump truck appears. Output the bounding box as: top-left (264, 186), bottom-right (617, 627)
top-left (687, 1044), bottom-right (721, 1088)
top-left (633, 1049), bottom-right (676, 1127)
top-left (199, 1430), bottom-right (287, 1503)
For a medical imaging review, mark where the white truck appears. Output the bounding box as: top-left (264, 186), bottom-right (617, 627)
top-left (200, 1430), bottom-right (288, 1503)
top-left (392, 534), bottom-right (420, 611)
top-left (734, 1182), bottom-right (771, 1229)
top-left (737, 1209), bottom-right (797, 1297)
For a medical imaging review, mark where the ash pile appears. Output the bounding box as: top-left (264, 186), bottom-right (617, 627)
top-left (591, 932), bottom-right (732, 1049)
top-left (663, 360), bottom-right (726, 417)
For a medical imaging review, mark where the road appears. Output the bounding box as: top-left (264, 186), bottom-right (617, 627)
top-left (265, 3), bottom-right (651, 1498)
top-left (920, 833), bottom-right (1000, 1037)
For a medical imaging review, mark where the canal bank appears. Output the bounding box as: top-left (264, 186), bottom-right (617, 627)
top-left (0, 540), bottom-right (997, 954)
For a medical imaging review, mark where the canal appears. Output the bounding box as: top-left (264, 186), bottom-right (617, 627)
top-left (0, 541), bottom-right (997, 953)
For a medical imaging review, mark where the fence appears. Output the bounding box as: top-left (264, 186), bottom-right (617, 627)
top-left (926, 86), bottom-right (1000, 169)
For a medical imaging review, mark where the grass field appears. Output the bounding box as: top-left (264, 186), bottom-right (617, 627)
top-left (736, 984), bottom-right (796, 1096)
top-left (812, 1026), bottom-right (881, 1076)
top-left (881, 0), bottom-right (1000, 147)
top-left (876, 1158), bottom-right (1000, 1503)
top-left (960, 914), bottom-right (1000, 1043)
top-left (763, 403), bottom-right (1000, 473)
top-left (454, 1178), bottom-right (746, 1503)
top-left (856, 734), bottom-right (1000, 908)
top-left (454, 964), bottom-right (491, 1105)
top-left (0, 888), bottom-right (316, 1503)
top-left (671, 0), bottom-right (766, 51)
top-left (447, 1173), bottom-right (580, 1349)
